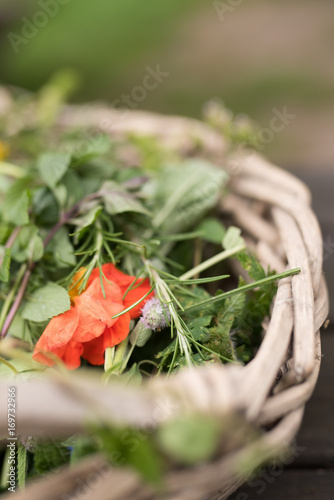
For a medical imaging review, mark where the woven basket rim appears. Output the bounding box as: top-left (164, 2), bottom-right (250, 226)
top-left (0, 101), bottom-right (329, 500)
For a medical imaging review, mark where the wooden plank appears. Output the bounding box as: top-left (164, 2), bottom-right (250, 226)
top-left (229, 469), bottom-right (334, 500)
top-left (293, 170), bottom-right (334, 320)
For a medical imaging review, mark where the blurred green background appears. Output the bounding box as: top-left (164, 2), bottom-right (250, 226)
top-left (0, 0), bottom-right (333, 167)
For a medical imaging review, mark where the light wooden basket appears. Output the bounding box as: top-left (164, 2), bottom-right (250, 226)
top-left (0, 104), bottom-right (329, 500)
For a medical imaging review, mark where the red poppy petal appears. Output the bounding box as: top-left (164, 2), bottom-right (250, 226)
top-left (72, 279), bottom-right (124, 343)
top-left (123, 279), bottom-right (154, 319)
top-left (89, 263), bottom-right (135, 289)
top-left (57, 340), bottom-right (84, 370)
top-left (81, 336), bottom-right (105, 365)
top-left (103, 312), bottom-right (131, 349)
top-left (32, 307), bottom-right (79, 366)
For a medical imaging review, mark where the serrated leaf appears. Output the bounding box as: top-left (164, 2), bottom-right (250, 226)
top-left (0, 247), bottom-right (11, 282)
top-left (22, 282), bottom-right (70, 322)
top-left (101, 181), bottom-right (149, 216)
top-left (157, 415), bottom-right (220, 465)
top-left (34, 439), bottom-right (70, 474)
top-left (206, 313), bottom-right (236, 361)
top-left (237, 251), bottom-right (266, 281)
top-left (37, 152), bottom-right (71, 188)
top-left (187, 315), bottom-right (212, 341)
top-left (196, 217), bottom-right (226, 244)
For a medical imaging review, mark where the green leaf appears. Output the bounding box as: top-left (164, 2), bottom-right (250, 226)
top-left (187, 315), bottom-right (212, 341)
top-left (196, 217), bottom-right (226, 244)
top-left (3, 179), bottom-right (30, 226)
top-left (0, 247), bottom-right (11, 282)
top-left (71, 203), bottom-right (102, 240)
top-left (47, 227), bottom-right (76, 268)
top-left (150, 160), bottom-right (228, 233)
top-left (90, 425), bottom-right (163, 487)
top-left (71, 134), bottom-right (111, 166)
top-left (34, 439), bottom-right (70, 474)
top-left (121, 363), bottom-right (142, 385)
top-left (237, 251), bottom-right (266, 281)
top-left (8, 314), bottom-right (32, 344)
top-left (22, 282), bottom-right (70, 323)
top-left (11, 225), bottom-right (44, 263)
top-left (157, 415), bottom-right (220, 465)
top-left (32, 187), bottom-right (60, 226)
top-left (206, 313), bottom-right (236, 361)
top-left (17, 443), bottom-right (27, 490)
top-left (100, 181), bottom-right (149, 216)
top-left (129, 321), bottom-right (152, 347)
top-left (62, 435), bottom-right (99, 465)
top-left (223, 226), bottom-right (245, 250)
top-left (37, 152), bottom-right (71, 189)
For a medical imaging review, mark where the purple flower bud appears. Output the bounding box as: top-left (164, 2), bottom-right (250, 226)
top-left (140, 297), bottom-right (170, 331)
top-left (20, 435), bottom-right (35, 453)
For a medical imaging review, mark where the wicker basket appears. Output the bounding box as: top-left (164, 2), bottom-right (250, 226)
top-left (0, 104), bottom-right (329, 500)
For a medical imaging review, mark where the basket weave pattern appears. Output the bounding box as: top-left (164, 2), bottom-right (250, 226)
top-left (0, 106), bottom-right (329, 500)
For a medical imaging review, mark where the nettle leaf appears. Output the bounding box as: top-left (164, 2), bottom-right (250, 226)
top-left (0, 247), bottom-right (11, 282)
top-left (47, 227), bottom-right (76, 268)
top-left (3, 179), bottom-right (30, 226)
top-left (151, 160), bottom-right (228, 234)
top-left (196, 217), bottom-right (226, 244)
top-left (11, 225), bottom-right (44, 263)
top-left (223, 226), bottom-right (244, 250)
top-left (100, 181), bottom-right (149, 216)
top-left (157, 415), bottom-right (221, 465)
top-left (37, 152), bottom-right (71, 189)
top-left (22, 282), bottom-right (70, 323)
top-left (34, 439), bottom-right (70, 475)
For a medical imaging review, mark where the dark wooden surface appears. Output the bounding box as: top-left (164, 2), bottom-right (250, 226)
top-left (230, 169), bottom-right (334, 499)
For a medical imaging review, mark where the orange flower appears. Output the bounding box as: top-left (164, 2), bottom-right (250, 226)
top-left (32, 264), bottom-right (153, 370)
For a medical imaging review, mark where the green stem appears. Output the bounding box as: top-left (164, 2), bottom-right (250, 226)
top-left (0, 263), bottom-right (27, 334)
top-left (0, 356), bottom-right (19, 374)
top-left (0, 449), bottom-right (11, 490)
top-left (104, 347), bottom-right (115, 372)
top-left (183, 267), bottom-right (301, 313)
top-left (179, 244), bottom-right (245, 281)
top-left (113, 337), bottom-right (129, 374)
